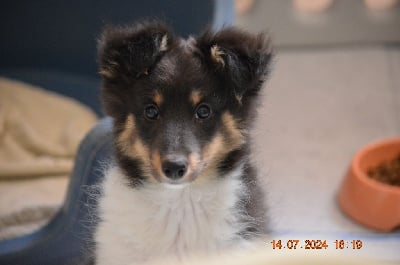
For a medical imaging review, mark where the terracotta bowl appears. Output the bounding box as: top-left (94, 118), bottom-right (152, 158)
top-left (338, 138), bottom-right (400, 232)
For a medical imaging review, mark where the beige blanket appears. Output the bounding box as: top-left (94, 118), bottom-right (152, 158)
top-left (0, 77), bottom-right (97, 239)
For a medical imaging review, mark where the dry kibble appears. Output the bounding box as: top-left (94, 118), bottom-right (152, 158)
top-left (367, 153), bottom-right (400, 186)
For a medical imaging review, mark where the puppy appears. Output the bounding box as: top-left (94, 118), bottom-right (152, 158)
top-left (95, 21), bottom-right (272, 265)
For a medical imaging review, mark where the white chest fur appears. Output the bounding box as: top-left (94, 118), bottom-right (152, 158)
top-left (95, 166), bottom-right (249, 265)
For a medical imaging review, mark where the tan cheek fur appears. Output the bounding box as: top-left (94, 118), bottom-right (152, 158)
top-left (198, 133), bottom-right (226, 182)
top-left (116, 114), bottom-right (136, 156)
top-left (221, 112), bottom-right (245, 149)
top-left (116, 114), bottom-right (154, 179)
top-left (187, 152), bottom-right (202, 181)
top-left (151, 150), bottom-right (163, 182)
top-left (202, 133), bottom-right (225, 163)
top-left (199, 112), bottom-right (245, 179)
top-left (188, 152), bottom-right (201, 170)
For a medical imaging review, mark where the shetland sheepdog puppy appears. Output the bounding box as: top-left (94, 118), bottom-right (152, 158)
top-left (95, 20), bottom-right (272, 265)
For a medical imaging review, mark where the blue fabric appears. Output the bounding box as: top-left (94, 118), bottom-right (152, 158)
top-left (0, 118), bottom-right (113, 265)
top-left (212, 0), bottom-right (235, 30)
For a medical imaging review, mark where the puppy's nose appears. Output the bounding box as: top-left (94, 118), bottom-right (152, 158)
top-left (162, 160), bottom-right (188, 180)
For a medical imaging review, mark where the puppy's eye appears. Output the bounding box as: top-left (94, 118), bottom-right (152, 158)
top-left (195, 104), bottom-right (211, 120)
top-left (144, 104), bottom-right (159, 120)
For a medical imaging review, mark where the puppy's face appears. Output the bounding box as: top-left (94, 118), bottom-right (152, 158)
top-left (99, 22), bottom-right (272, 186)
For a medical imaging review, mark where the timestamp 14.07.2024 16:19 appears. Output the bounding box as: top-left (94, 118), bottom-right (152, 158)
top-left (270, 239), bottom-right (363, 250)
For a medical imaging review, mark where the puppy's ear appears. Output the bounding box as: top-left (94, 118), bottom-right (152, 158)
top-left (196, 28), bottom-right (272, 102)
top-left (98, 21), bottom-right (174, 80)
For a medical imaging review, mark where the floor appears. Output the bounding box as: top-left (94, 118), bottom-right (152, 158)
top-left (236, 4), bottom-right (400, 261)
top-left (236, 0), bottom-right (400, 47)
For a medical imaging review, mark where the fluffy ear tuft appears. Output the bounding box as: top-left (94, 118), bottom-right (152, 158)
top-left (196, 28), bottom-right (273, 101)
top-left (210, 45), bottom-right (226, 67)
top-left (98, 21), bottom-right (175, 80)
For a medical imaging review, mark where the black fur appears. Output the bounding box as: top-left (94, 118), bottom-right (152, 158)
top-left (195, 28), bottom-right (272, 100)
top-left (115, 153), bottom-right (146, 187)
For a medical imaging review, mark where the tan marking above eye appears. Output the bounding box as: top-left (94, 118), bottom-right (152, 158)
top-left (153, 91), bottom-right (163, 106)
top-left (190, 90), bottom-right (202, 105)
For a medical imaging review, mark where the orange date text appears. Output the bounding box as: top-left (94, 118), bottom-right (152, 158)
top-left (270, 239), bottom-right (363, 250)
